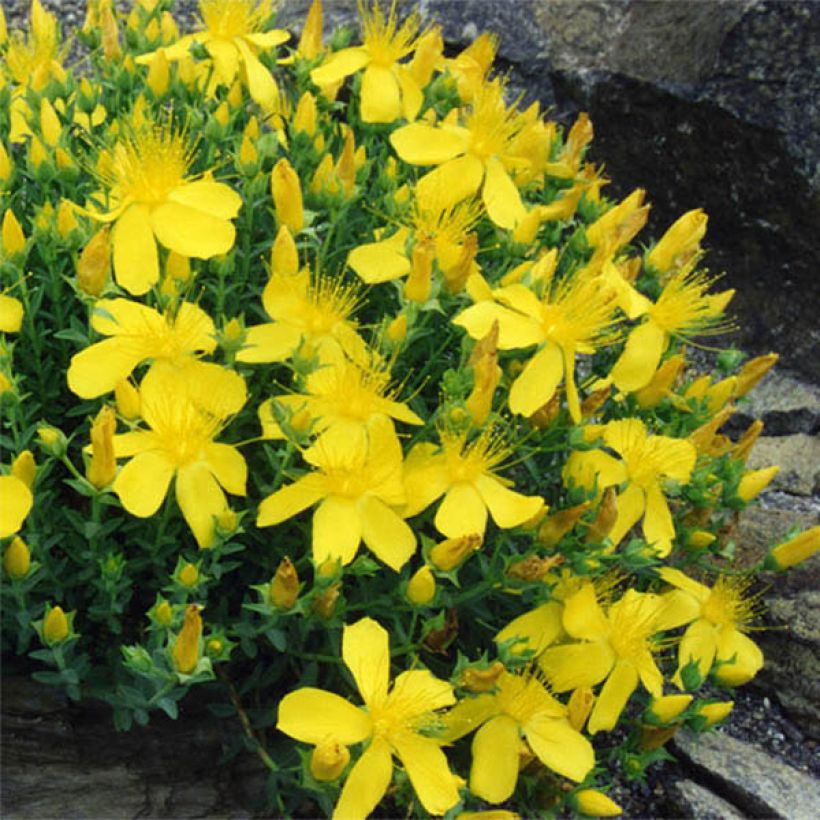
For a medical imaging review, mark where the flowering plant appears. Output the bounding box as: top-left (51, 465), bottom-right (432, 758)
top-left (2, 1), bottom-right (818, 816)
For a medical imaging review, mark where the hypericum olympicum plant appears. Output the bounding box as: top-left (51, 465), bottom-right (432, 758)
top-left (1, 0), bottom-right (816, 816)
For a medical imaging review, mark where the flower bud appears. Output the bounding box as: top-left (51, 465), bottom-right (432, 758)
top-left (293, 91), bottom-right (317, 135)
top-left (574, 789), bottom-right (622, 817)
top-left (465, 320), bottom-right (500, 424)
top-left (4, 536), bottom-right (31, 579)
top-left (160, 11), bottom-right (178, 43)
top-left (39, 98), bottom-right (61, 147)
top-left (693, 700), bottom-right (733, 728)
top-left (687, 529), bottom-right (716, 550)
top-left (2, 209), bottom-right (26, 258)
top-left (206, 638), bottom-right (224, 657)
top-left (37, 425), bottom-right (67, 457)
top-left (586, 487), bottom-right (618, 542)
top-left (734, 353), bottom-right (778, 397)
top-left (406, 565), bottom-right (436, 606)
top-left (11, 450), bottom-right (36, 488)
top-left (336, 129), bottom-right (356, 197)
top-left (0, 294), bottom-right (23, 333)
top-left (87, 405), bottom-right (117, 489)
top-left (101, 2), bottom-right (122, 60)
top-left (77, 226), bottom-right (111, 296)
top-left (270, 557), bottom-right (300, 610)
top-left (506, 554), bottom-right (562, 582)
top-left (737, 465), bottom-right (779, 501)
top-left (386, 313), bottom-right (407, 344)
top-left (0, 142), bottom-right (12, 188)
top-left (56, 200), bottom-right (80, 239)
top-left (647, 209), bottom-right (708, 274)
top-left (172, 604), bottom-right (203, 674)
top-left (178, 562), bottom-right (199, 588)
top-left (268, 224), bottom-right (299, 277)
top-left (764, 526), bottom-right (820, 571)
top-left (567, 686), bottom-right (595, 731)
top-left (298, 0), bottom-right (324, 60)
top-left (635, 354), bottom-right (686, 409)
top-left (312, 581), bottom-right (341, 619)
top-left (405, 238), bottom-right (435, 303)
top-left (146, 48), bottom-right (170, 97)
top-left (271, 158), bottom-right (305, 233)
top-left (114, 379), bottom-right (141, 419)
top-left (215, 508), bottom-right (238, 536)
top-left (429, 533), bottom-right (482, 572)
top-left (461, 661), bottom-right (504, 693)
top-left (43, 605), bottom-right (69, 644)
top-left (646, 694), bottom-right (692, 725)
top-left (537, 502), bottom-right (589, 548)
top-left (528, 393), bottom-right (560, 429)
top-left (154, 599), bottom-right (173, 627)
top-left (310, 737), bottom-right (350, 782)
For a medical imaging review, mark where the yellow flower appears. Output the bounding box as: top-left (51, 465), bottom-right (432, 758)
top-left (67, 298), bottom-right (217, 399)
top-left (403, 426), bottom-right (544, 540)
top-left (390, 80), bottom-right (529, 228)
top-left (564, 418), bottom-right (696, 556)
top-left (454, 263), bottom-right (619, 421)
top-left (311, 0), bottom-right (425, 124)
top-left (609, 267), bottom-right (734, 392)
top-left (257, 418), bottom-right (415, 571)
top-left (539, 585), bottom-right (667, 734)
top-left (277, 617), bottom-right (460, 818)
top-left (82, 119), bottom-right (242, 295)
top-left (258, 356), bottom-right (422, 445)
top-left (0, 294), bottom-right (24, 333)
top-left (172, 603), bottom-right (203, 674)
top-left (138, 0), bottom-right (290, 110)
top-left (658, 568), bottom-right (764, 687)
top-left (237, 269), bottom-right (369, 367)
top-left (441, 670), bottom-right (594, 803)
top-left (111, 363), bottom-right (247, 548)
top-left (0, 475), bottom-right (33, 538)
top-left (3, 0), bottom-right (67, 92)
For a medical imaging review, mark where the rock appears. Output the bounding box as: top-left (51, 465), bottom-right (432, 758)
top-left (673, 729), bottom-right (820, 818)
top-left (745, 434), bottom-right (820, 496)
top-left (666, 778), bottom-right (746, 820)
top-left (730, 369), bottom-right (820, 436)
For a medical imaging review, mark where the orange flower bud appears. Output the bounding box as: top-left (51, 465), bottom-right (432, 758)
top-left (537, 503), bottom-right (589, 548)
top-left (429, 533), bottom-right (482, 572)
top-left (270, 557), bottom-right (300, 610)
top-left (172, 604), bottom-right (203, 674)
top-left (87, 405), bottom-right (117, 489)
top-left (461, 661), bottom-right (505, 693)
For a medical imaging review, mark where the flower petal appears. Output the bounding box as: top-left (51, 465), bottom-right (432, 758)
top-left (587, 660), bottom-right (639, 734)
top-left (257, 475), bottom-right (324, 527)
top-left (454, 300), bottom-right (544, 350)
top-left (642, 482), bottom-right (674, 557)
top-left (539, 642), bottom-right (615, 692)
top-left (360, 496), bottom-right (416, 571)
top-left (67, 338), bottom-right (143, 399)
top-left (402, 445), bottom-right (449, 518)
top-left (347, 236), bottom-right (411, 284)
top-left (469, 714), bottom-right (520, 804)
top-left (676, 619), bottom-right (718, 685)
top-left (562, 583), bottom-right (610, 641)
top-left (474, 474), bottom-right (543, 530)
top-left (482, 156), bottom-right (526, 229)
top-left (360, 64), bottom-right (402, 124)
top-left (311, 47), bottom-right (370, 87)
top-left (277, 687), bottom-right (371, 744)
top-left (440, 694), bottom-right (497, 743)
top-left (113, 451), bottom-right (174, 518)
top-left (235, 38), bottom-right (280, 109)
top-left (435, 482), bottom-right (487, 539)
top-left (168, 180), bottom-right (242, 220)
top-left (496, 602), bottom-right (564, 656)
top-left (524, 715), bottom-right (595, 782)
top-left (389, 123), bottom-right (468, 165)
top-left (393, 732), bottom-right (461, 815)
top-left (236, 322), bottom-right (303, 363)
top-left (176, 462), bottom-right (227, 548)
top-left (204, 443), bottom-right (247, 497)
top-left (205, 38), bottom-right (239, 84)
top-left (397, 67), bottom-right (423, 121)
top-left (0, 476), bottom-right (33, 538)
top-left (343, 617), bottom-right (390, 707)
top-left (416, 154), bottom-right (484, 211)
top-left (509, 344), bottom-right (564, 417)
top-left (113, 204), bottom-right (158, 295)
top-left (313, 495), bottom-right (362, 566)
top-left (150, 202), bottom-right (235, 259)
top-left (333, 736), bottom-right (392, 820)
top-left (244, 30), bottom-right (290, 50)
top-left (714, 626), bottom-right (764, 686)
top-left (607, 483), bottom-right (645, 548)
top-left (610, 321), bottom-right (667, 393)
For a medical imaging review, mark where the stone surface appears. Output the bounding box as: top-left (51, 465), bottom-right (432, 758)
top-left (673, 729), bottom-right (820, 819)
top-left (730, 369), bottom-right (820, 436)
top-left (746, 434), bottom-right (820, 497)
top-left (667, 778), bottom-right (746, 820)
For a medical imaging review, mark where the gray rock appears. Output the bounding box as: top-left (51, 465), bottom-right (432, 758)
top-left (730, 369), bottom-right (820, 436)
top-left (667, 778), bottom-right (746, 820)
top-left (746, 434), bottom-right (820, 497)
top-left (673, 729), bottom-right (820, 818)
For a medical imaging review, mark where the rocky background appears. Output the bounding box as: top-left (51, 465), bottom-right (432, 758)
top-left (3, 1), bottom-right (819, 817)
